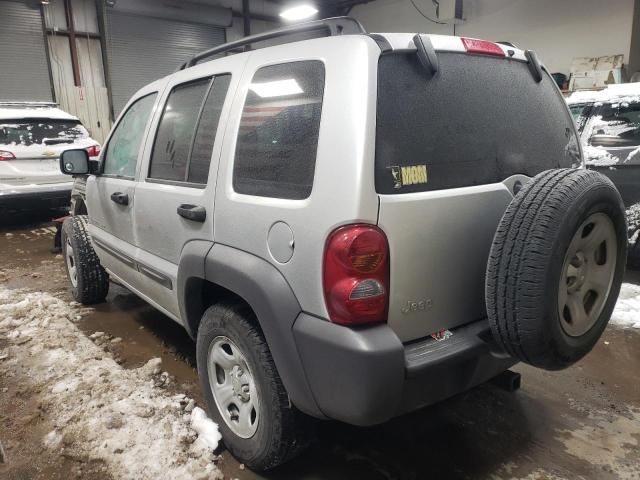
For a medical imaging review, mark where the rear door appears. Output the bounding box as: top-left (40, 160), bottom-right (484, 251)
top-left (132, 62), bottom-right (236, 319)
top-left (375, 40), bottom-right (581, 342)
top-left (87, 91), bottom-right (159, 286)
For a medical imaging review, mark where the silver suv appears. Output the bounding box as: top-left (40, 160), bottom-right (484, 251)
top-left (59, 18), bottom-right (627, 471)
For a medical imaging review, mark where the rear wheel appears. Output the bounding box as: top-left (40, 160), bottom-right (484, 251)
top-left (486, 169), bottom-right (626, 370)
top-left (196, 303), bottom-right (314, 471)
top-left (61, 215), bottom-right (109, 304)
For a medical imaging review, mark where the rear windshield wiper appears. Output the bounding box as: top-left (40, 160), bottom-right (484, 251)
top-left (413, 34), bottom-right (439, 77)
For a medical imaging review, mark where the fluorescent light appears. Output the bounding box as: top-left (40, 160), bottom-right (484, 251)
top-left (279, 4), bottom-right (318, 21)
top-left (249, 79), bottom-right (303, 98)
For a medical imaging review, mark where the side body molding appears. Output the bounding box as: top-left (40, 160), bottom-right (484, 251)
top-left (177, 241), bottom-right (323, 418)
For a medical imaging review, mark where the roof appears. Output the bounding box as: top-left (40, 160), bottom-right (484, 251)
top-left (0, 103), bottom-right (78, 121)
top-left (566, 83), bottom-right (640, 105)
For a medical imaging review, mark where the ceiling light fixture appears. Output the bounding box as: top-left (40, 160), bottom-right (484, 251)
top-left (249, 79), bottom-right (303, 98)
top-left (279, 4), bottom-right (318, 21)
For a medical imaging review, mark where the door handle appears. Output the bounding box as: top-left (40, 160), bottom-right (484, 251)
top-left (110, 192), bottom-right (129, 205)
top-left (177, 204), bottom-right (206, 222)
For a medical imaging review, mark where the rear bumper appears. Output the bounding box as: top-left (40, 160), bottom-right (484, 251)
top-left (0, 183), bottom-right (72, 209)
top-left (293, 314), bottom-right (516, 426)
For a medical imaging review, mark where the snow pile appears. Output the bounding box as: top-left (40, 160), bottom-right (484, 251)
top-left (610, 283), bottom-right (640, 329)
top-left (566, 83), bottom-right (640, 106)
top-left (0, 287), bottom-right (222, 480)
top-left (582, 145), bottom-right (619, 167)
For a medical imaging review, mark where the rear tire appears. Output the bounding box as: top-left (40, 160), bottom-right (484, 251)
top-left (486, 169), bottom-right (626, 370)
top-left (196, 303), bottom-right (314, 471)
top-left (61, 215), bottom-right (109, 304)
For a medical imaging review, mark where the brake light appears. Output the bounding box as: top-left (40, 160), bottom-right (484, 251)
top-left (323, 224), bottom-right (389, 326)
top-left (86, 144), bottom-right (101, 157)
top-left (0, 150), bottom-right (15, 161)
top-left (461, 37), bottom-right (505, 57)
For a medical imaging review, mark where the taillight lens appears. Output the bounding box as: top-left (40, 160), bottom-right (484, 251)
top-left (323, 224), bottom-right (389, 326)
top-left (0, 150), bottom-right (15, 161)
top-left (86, 144), bottom-right (101, 157)
top-left (461, 37), bottom-right (505, 57)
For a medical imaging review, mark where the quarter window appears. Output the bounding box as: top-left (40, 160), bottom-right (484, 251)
top-left (233, 61), bottom-right (325, 200)
top-left (103, 93), bottom-right (157, 178)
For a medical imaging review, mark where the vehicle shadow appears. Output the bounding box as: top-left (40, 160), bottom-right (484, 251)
top-left (0, 207), bottom-right (67, 232)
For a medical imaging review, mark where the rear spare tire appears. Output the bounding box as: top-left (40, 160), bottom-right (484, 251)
top-left (486, 169), bottom-right (626, 370)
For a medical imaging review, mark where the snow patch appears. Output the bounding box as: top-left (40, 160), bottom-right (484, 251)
top-left (567, 83), bottom-right (640, 106)
top-left (610, 283), bottom-right (640, 329)
top-left (191, 406), bottom-right (222, 451)
top-left (582, 145), bottom-right (619, 167)
top-left (0, 287), bottom-right (222, 480)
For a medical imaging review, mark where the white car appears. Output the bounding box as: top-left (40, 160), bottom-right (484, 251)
top-left (0, 102), bottom-right (100, 211)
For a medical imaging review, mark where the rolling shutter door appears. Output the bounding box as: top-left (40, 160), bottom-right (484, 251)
top-left (105, 12), bottom-right (225, 115)
top-left (0, 0), bottom-right (52, 101)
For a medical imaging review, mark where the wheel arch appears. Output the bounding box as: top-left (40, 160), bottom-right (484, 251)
top-left (177, 241), bottom-right (323, 418)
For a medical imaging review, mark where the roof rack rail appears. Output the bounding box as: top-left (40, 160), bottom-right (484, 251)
top-left (177, 16), bottom-right (366, 71)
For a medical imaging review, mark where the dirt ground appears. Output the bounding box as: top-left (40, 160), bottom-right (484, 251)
top-left (1, 212), bottom-right (639, 480)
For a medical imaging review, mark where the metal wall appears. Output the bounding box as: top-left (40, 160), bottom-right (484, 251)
top-left (105, 11), bottom-right (226, 115)
top-left (0, 0), bottom-right (52, 101)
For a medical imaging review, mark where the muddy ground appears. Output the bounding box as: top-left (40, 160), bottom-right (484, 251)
top-left (1, 212), bottom-right (639, 480)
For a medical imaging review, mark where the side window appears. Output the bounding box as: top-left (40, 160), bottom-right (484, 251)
top-left (103, 93), bottom-right (157, 178)
top-left (149, 79), bottom-right (210, 182)
top-left (233, 61), bottom-right (325, 200)
top-left (149, 75), bottom-right (231, 184)
top-left (187, 75), bottom-right (231, 184)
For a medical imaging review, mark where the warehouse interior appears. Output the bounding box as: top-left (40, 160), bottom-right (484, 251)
top-left (1, 1), bottom-right (639, 479)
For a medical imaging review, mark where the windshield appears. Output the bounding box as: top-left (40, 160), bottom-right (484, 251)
top-left (588, 102), bottom-right (640, 147)
top-left (0, 118), bottom-right (89, 147)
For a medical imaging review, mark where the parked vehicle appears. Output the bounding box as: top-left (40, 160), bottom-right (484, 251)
top-left (58, 18), bottom-right (626, 471)
top-left (567, 83), bottom-right (640, 206)
top-left (0, 102), bottom-right (100, 212)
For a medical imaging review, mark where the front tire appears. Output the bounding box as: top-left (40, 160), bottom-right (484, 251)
top-left (196, 303), bottom-right (313, 471)
top-left (61, 215), bottom-right (109, 304)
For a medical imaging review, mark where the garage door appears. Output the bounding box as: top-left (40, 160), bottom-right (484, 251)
top-left (0, 0), bottom-right (52, 101)
top-left (105, 12), bottom-right (226, 115)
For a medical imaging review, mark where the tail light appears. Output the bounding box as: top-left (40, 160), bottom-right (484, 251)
top-left (461, 37), bottom-right (505, 57)
top-left (0, 150), bottom-right (15, 161)
top-left (323, 224), bottom-right (389, 326)
top-left (85, 144), bottom-right (101, 157)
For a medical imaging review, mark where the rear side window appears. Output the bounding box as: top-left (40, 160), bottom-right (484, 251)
top-left (233, 61), bottom-right (325, 200)
top-left (149, 75), bottom-right (231, 184)
top-left (188, 75), bottom-right (231, 184)
top-left (103, 93), bottom-right (157, 178)
top-left (149, 79), bottom-right (210, 182)
top-left (375, 53), bottom-right (580, 194)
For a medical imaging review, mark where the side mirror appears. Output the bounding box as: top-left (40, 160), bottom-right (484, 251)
top-left (60, 149), bottom-right (90, 175)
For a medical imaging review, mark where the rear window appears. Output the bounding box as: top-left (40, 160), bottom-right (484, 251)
top-left (0, 118), bottom-right (89, 147)
top-left (375, 53), bottom-right (580, 194)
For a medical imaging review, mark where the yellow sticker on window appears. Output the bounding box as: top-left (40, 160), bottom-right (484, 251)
top-left (390, 165), bottom-right (428, 189)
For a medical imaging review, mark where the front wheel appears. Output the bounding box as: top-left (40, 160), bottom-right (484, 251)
top-left (196, 303), bottom-right (314, 471)
top-left (61, 215), bottom-right (109, 304)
